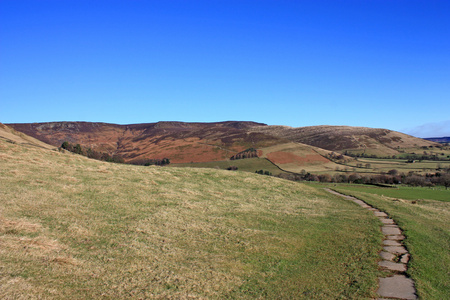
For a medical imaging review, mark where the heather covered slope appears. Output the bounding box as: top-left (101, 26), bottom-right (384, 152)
top-left (8, 121), bottom-right (282, 163)
top-left (0, 136), bottom-right (383, 299)
top-left (249, 125), bottom-right (439, 156)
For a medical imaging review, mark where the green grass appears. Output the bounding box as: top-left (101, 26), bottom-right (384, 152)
top-left (327, 185), bottom-right (450, 299)
top-left (0, 140), bottom-right (385, 298)
top-left (169, 157), bottom-right (286, 175)
top-left (343, 157), bottom-right (450, 175)
top-left (311, 183), bottom-right (450, 202)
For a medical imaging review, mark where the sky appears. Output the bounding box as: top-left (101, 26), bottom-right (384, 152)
top-left (1, 0), bottom-right (449, 137)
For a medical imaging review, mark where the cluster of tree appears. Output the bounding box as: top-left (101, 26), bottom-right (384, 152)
top-left (343, 151), bottom-right (379, 159)
top-left (402, 154), bottom-right (450, 161)
top-left (143, 158), bottom-right (171, 166)
top-left (276, 169), bottom-right (450, 189)
top-left (255, 170), bottom-right (272, 176)
top-left (230, 148), bottom-right (258, 160)
top-left (344, 150), bottom-right (450, 161)
top-left (60, 141), bottom-right (124, 163)
top-left (327, 152), bottom-right (345, 160)
top-left (130, 158), bottom-right (171, 166)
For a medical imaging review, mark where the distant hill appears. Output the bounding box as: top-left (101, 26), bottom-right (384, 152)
top-left (7, 121), bottom-right (283, 163)
top-left (7, 121), bottom-right (440, 166)
top-left (249, 125), bottom-right (439, 156)
top-left (424, 137), bottom-right (450, 143)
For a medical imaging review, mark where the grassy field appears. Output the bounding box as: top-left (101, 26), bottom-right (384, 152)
top-left (169, 157), bottom-right (286, 176)
top-left (310, 183), bottom-right (450, 202)
top-left (0, 139), bottom-right (387, 299)
top-left (312, 184), bottom-right (450, 299)
top-left (336, 157), bottom-right (450, 175)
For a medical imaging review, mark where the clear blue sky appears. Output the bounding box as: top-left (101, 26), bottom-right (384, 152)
top-left (1, 0), bottom-right (449, 137)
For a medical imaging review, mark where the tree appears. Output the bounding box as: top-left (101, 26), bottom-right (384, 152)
top-left (74, 144), bottom-right (83, 155)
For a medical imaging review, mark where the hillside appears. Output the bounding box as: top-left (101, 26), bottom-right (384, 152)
top-left (8, 121), bottom-right (443, 175)
top-left (0, 123), bottom-right (56, 150)
top-left (8, 121), bottom-right (283, 163)
top-left (0, 134), bottom-right (383, 298)
top-left (249, 125), bottom-right (439, 156)
top-left (258, 142), bottom-right (349, 173)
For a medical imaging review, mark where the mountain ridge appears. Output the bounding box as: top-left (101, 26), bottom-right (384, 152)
top-left (7, 121), bottom-right (439, 163)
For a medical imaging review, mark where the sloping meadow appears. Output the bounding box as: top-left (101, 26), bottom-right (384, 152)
top-left (0, 140), bottom-right (383, 299)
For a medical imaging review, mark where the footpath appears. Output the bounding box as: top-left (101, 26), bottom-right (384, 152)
top-left (325, 189), bottom-right (417, 300)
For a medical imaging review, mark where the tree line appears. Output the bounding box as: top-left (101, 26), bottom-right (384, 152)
top-left (59, 141), bottom-right (170, 166)
top-left (230, 148), bottom-right (258, 160)
top-left (60, 141), bottom-right (125, 163)
top-left (276, 169), bottom-right (450, 189)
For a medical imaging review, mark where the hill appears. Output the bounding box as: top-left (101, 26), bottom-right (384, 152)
top-left (249, 125), bottom-right (439, 156)
top-left (9, 121), bottom-right (445, 176)
top-left (8, 121), bottom-right (283, 163)
top-left (425, 137), bottom-right (450, 143)
top-left (0, 123), bottom-right (56, 150)
top-left (0, 133), bottom-right (383, 298)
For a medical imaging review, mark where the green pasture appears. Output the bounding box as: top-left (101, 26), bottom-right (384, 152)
top-left (169, 157), bottom-right (286, 175)
top-left (329, 184), bottom-right (449, 202)
top-left (324, 185), bottom-right (450, 299)
top-left (343, 157), bottom-right (450, 174)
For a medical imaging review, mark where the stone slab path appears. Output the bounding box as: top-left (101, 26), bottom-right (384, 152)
top-left (325, 189), bottom-right (417, 300)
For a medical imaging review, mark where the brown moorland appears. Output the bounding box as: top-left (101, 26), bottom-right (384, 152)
top-left (8, 121), bottom-right (285, 163)
top-left (7, 121), bottom-right (442, 174)
top-left (249, 125), bottom-right (439, 156)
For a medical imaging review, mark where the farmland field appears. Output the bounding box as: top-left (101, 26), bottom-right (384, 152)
top-left (169, 157), bottom-right (286, 175)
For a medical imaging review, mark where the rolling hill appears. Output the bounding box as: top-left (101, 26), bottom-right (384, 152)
top-left (249, 125), bottom-right (439, 156)
top-left (7, 121), bottom-right (442, 175)
top-left (7, 121), bottom-right (284, 163)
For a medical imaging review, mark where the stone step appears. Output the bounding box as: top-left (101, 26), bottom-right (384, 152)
top-left (377, 275), bottom-right (417, 300)
top-left (379, 251), bottom-right (396, 261)
top-left (383, 245), bottom-right (408, 255)
top-left (383, 240), bottom-right (402, 246)
top-left (378, 260), bottom-right (407, 272)
top-left (386, 234), bottom-right (405, 241)
top-left (382, 226), bottom-right (402, 235)
top-left (380, 218), bottom-right (395, 225)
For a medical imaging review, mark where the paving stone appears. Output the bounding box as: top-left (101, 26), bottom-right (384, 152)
top-left (377, 275), bottom-right (417, 299)
top-left (381, 226), bottom-right (402, 235)
top-left (374, 211), bottom-right (388, 217)
top-left (400, 253), bottom-right (410, 264)
top-left (378, 260), bottom-right (407, 272)
top-left (386, 234), bottom-right (405, 241)
top-left (384, 246), bottom-right (408, 255)
top-left (379, 251), bottom-right (396, 261)
top-left (382, 240), bottom-right (402, 246)
top-left (380, 218), bottom-right (395, 225)
top-left (353, 200), bottom-right (367, 206)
